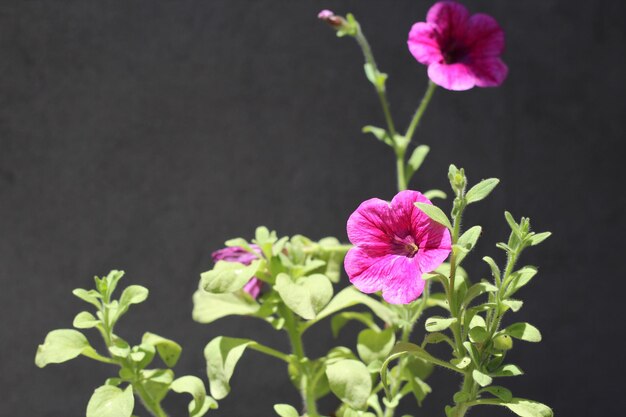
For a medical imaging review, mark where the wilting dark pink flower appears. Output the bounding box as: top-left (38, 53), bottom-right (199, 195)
top-left (344, 191), bottom-right (451, 304)
top-left (407, 1), bottom-right (507, 91)
top-left (211, 245), bottom-right (263, 299)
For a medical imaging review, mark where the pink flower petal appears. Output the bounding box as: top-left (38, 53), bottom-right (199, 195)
top-left (428, 62), bottom-right (476, 91)
top-left (243, 277), bottom-right (262, 299)
top-left (380, 256), bottom-right (425, 304)
top-left (346, 249), bottom-right (424, 304)
top-left (470, 57), bottom-right (508, 87)
top-left (408, 22), bottom-right (443, 65)
top-left (466, 13), bottom-right (505, 58)
top-left (426, 1), bottom-right (470, 41)
top-left (346, 198), bottom-right (395, 255)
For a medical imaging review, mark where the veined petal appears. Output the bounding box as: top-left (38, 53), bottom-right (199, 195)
top-left (426, 1), bottom-right (470, 41)
top-left (416, 234), bottom-right (452, 272)
top-left (470, 57), bottom-right (508, 87)
top-left (344, 248), bottom-right (387, 293)
top-left (428, 62), bottom-right (476, 91)
top-left (466, 13), bottom-right (505, 58)
top-left (347, 197), bottom-right (394, 254)
top-left (243, 278), bottom-right (262, 299)
top-left (408, 22), bottom-right (443, 65)
top-left (381, 257), bottom-right (425, 304)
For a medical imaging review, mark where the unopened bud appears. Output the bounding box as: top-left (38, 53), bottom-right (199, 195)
top-left (493, 334), bottom-right (514, 351)
top-left (317, 9), bottom-right (344, 27)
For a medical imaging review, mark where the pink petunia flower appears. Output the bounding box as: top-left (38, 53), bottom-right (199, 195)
top-left (407, 1), bottom-right (507, 91)
top-left (212, 245), bottom-right (263, 299)
top-left (344, 190), bottom-right (452, 304)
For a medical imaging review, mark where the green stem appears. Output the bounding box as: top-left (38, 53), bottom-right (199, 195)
top-left (448, 211), bottom-right (464, 356)
top-left (282, 307), bottom-right (320, 417)
top-left (404, 81), bottom-right (437, 144)
top-left (396, 148), bottom-right (407, 191)
top-left (249, 343), bottom-right (290, 363)
top-left (134, 382), bottom-right (169, 417)
top-left (353, 25), bottom-right (397, 140)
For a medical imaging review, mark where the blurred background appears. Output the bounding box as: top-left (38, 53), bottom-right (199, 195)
top-left (1, 0), bottom-right (624, 416)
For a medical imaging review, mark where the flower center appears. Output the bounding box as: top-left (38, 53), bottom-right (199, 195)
top-left (392, 235), bottom-right (419, 258)
top-left (442, 40), bottom-right (469, 64)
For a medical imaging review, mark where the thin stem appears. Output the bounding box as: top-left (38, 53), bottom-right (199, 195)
top-left (248, 343), bottom-right (290, 363)
top-left (404, 81), bottom-right (437, 144)
top-left (396, 149), bottom-right (407, 191)
top-left (282, 306), bottom-right (320, 417)
top-left (353, 26), bottom-right (397, 139)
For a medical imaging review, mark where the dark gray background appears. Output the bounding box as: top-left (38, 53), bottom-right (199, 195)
top-left (1, 0), bottom-right (624, 416)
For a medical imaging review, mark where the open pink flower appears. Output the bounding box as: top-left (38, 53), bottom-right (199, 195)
top-left (212, 245), bottom-right (263, 299)
top-left (344, 190), bottom-right (451, 304)
top-left (407, 1), bottom-right (507, 91)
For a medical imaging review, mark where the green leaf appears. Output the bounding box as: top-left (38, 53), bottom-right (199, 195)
top-left (362, 125), bottom-right (393, 146)
top-left (482, 256), bottom-right (501, 285)
top-left (468, 327), bottom-right (489, 344)
top-left (201, 261), bottom-right (260, 294)
top-left (142, 332), bottom-right (182, 367)
top-left (425, 316), bottom-right (457, 332)
top-left (192, 290), bottom-right (259, 324)
top-left (455, 226), bottom-right (482, 264)
top-left (422, 332), bottom-right (454, 348)
top-left (423, 189), bottom-right (447, 200)
top-left (275, 273), bottom-right (333, 320)
top-left (357, 328), bottom-right (396, 364)
top-left (273, 404), bottom-right (299, 417)
top-left (141, 369), bottom-right (174, 404)
top-left (86, 385), bottom-right (134, 417)
top-left (528, 232), bottom-right (551, 246)
top-left (119, 285), bottom-right (149, 310)
top-left (414, 202), bottom-right (452, 230)
top-left (462, 281), bottom-right (497, 308)
top-left (406, 145), bottom-right (430, 179)
top-left (504, 399), bottom-right (553, 417)
top-left (472, 369), bottom-right (492, 387)
top-left (204, 336), bottom-right (253, 400)
top-left (504, 323), bottom-right (542, 342)
top-left (451, 356), bottom-right (471, 370)
top-left (492, 364), bottom-right (524, 377)
top-left (35, 329), bottom-right (92, 367)
top-left (306, 286), bottom-right (396, 332)
top-left (481, 386), bottom-right (513, 402)
top-left (104, 270), bottom-right (126, 299)
top-left (507, 266), bottom-right (538, 296)
top-left (171, 375), bottom-right (217, 417)
top-left (73, 311), bottom-right (100, 329)
top-left (326, 359), bottom-right (372, 410)
top-left (502, 299), bottom-right (524, 312)
top-left (72, 288), bottom-right (102, 309)
top-left (465, 178), bottom-right (499, 204)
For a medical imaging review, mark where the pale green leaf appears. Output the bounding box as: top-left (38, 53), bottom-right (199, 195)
top-left (171, 375), bottom-right (217, 417)
top-left (466, 178), bottom-right (499, 204)
top-left (73, 311), bottom-right (100, 329)
top-left (455, 226), bottom-right (482, 264)
top-left (481, 386), bottom-right (513, 402)
top-left (201, 261), bottom-right (260, 294)
top-left (192, 290), bottom-right (259, 324)
top-left (414, 202), bottom-right (452, 230)
top-left (204, 337), bottom-right (253, 400)
top-left (528, 232), bottom-right (551, 246)
top-left (72, 288), bottom-right (102, 309)
top-left (86, 385), bottom-right (134, 417)
top-left (142, 332), bottom-right (182, 367)
top-left (425, 316), bottom-right (457, 332)
top-left (505, 399), bottom-right (553, 417)
top-left (406, 145), bottom-right (430, 178)
top-left (504, 323), bottom-right (542, 342)
top-left (472, 369), bottom-right (492, 387)
top-left (35, 329), bottom-right (92, 368)
top-left (326, 359), bottom-right (372, 410)
top-left (357, 328), bottom-right (396, 364)
top-left (273, 404), bottom-right (299, 417)
top-left (275, 273), bottom-right (333, 320)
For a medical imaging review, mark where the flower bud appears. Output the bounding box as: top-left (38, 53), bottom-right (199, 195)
top-left (317, 9), bottom-right (344, 27)
top-left (493, 334), bottom-right (514, 351)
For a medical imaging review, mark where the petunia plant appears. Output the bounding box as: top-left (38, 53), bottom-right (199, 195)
top-left (35, 270), bottom-right (216, 417)
top-left (36, 2), bottom-right (553, 417)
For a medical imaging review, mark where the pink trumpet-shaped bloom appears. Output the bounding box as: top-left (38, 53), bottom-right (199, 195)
top-left (211, 245), bottom-right (263, 299)
top-left (344, 190), bottom-right (451, 304)
top-left (407, 1), bottom-right (507, 91)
